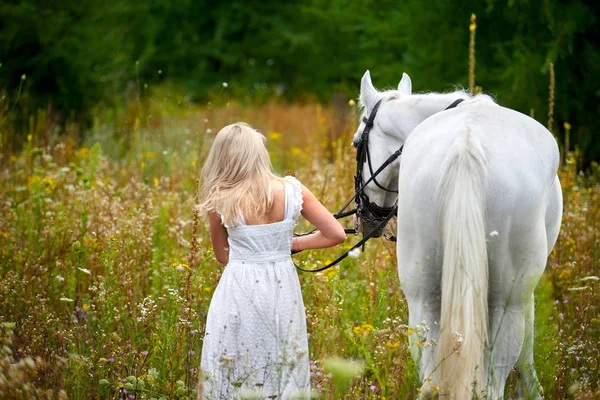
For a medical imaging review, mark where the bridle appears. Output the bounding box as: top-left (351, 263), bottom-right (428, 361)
top-left (294, 97), bottom-right (464, 273)
top-left (354, 99), bottom-right (402, 238)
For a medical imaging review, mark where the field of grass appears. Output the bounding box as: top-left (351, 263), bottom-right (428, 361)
top-left (0, 91), bottom-right (599, 399)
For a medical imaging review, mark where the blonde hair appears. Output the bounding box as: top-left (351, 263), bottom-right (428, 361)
top-left (198, 122), bottom-right (281, 226)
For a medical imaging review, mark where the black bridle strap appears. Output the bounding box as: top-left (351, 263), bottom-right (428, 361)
top-left (294, 203), bottom-right (398, 273)
top-left (294, 145), bottom-right (403, 238)
top-left (445, 98), bottom-right (465, 110)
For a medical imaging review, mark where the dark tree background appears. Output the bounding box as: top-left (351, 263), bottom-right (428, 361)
top-left (1, 0), bottom-right (598, 164)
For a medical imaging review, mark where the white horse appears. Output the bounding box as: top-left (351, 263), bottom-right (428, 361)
top-left (353, 71), bottom-right (562, 399)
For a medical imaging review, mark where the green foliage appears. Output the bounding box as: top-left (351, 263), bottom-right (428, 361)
top-left (1, 0), bottom-right (598, 162)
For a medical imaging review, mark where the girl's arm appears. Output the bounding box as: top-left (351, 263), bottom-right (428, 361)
top-left (208, 212), bottom-right (229, 264)
top-left (292, 185), bottom-right (346, 252)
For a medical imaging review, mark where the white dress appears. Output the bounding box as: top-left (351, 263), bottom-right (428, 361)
top-left (200, 176), bottom-right (310, 399)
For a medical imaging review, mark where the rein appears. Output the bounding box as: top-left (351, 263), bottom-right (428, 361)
top-left (293, 97), bottom-right (464, 273)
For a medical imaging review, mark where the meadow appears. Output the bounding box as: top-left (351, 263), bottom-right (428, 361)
top-left (0, 89), bottom-right (599, 399)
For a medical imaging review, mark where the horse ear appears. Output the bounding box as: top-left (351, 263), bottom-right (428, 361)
top-left (398, 73), bottom-right (412, 95)
top-left (360, 70), bottom-right (378, 110)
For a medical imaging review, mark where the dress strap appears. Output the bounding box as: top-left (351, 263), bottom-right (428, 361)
top-left (283, 176), bottom-right (303, 221)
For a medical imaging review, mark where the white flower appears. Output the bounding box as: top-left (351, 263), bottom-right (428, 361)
top-left (222, 82), bottom-right (228, 88)
top-left (348, 248), bottom-right (361, 258)
top-left (60, 297), bottom-right (74, 302)
top-left (580, 276), bottom-right (599, 282)
top-left (489, 231), bottom-right (499, 237)
top-left (567, 286), bottom-right (590, 292)
top-left (78, 268), bottom-right (91, 275)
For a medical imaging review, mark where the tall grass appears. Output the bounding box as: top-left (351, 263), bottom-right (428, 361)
top-left (0, 89), bottom-right (599, 399)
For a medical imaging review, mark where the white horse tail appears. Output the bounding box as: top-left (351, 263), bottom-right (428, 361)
top-left (435, 127), bottom-right (488, 399)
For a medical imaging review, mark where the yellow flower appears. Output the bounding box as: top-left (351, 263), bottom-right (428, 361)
top-left (268, 132), bottom-right (282, 140)
top-left (348, 99), bottom-right (356, 106)
top-left (291, 147), bottom-right (302, 155)
top-left (153, 177), bottom-right (159, 188)
top-left (42, 177), bottom-right (57, 192)
top-left (361, 324), bottom-right (374, 332)
top-left (171, 262), bottom-right (191, 271)
top-left (433, 385), bottom-right (440, 392)
top-left (27, 175), bottom-right (40, 187)
top-left (559, 269), bottom-right (572, 279)
top-left (564, 122), bottom-right (572, 130)
top-left (385, 341), bottom-right (400, 349)
top-left (77, 147), bottom-right (90, 159)
top-left (469, 23), bottom-right (477, 32)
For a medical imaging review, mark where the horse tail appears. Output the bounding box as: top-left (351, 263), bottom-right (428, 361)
top-left (435, 127), bottom-right (488, 399)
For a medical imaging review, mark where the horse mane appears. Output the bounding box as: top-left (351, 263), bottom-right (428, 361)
top-left (357, 87), bottom-right (496, 116)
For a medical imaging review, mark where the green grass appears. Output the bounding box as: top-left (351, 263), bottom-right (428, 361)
top-left (0, 94), bottom-right (598, 399)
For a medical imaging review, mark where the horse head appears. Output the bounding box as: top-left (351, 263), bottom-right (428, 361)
top-left (352, 70), bottom-right (415, 238)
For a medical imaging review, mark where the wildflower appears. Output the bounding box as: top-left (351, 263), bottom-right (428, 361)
top-left (348, 248), bottom-right (361, 258)
top-left (580, 276), bottom-right (599, 282)
top-left (21, 74), bottom-right (26, 81)
top-left (567, 286), bottom-right (589, 292)
top-left (60, 297), bottom-right (74, 302)
top-left (42, 177), bottom-right (56, 192)
top-left (489, 231), bottom-right (499, 237)
top-left (386, 341), bottom-right (400, 349)
top-left (268, 132), bottom-right (282, 140)
top-left (348, 99), bottom-right (356, 106)
top-left (564, 122), bottom-right (571, 130)
top-left (78, 267), bottom-right (91, 275)
top-left (433, 385), bottom-right (440, 392)
top-left (171, 262), bottom-right (190, 271)
top-left (141, 350), bottom-right (149, 356)
top-left (222, 82), bottom-right (228, 88)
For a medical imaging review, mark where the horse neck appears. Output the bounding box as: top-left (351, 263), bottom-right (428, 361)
top-left (410, 92), bottom-right (467, 124)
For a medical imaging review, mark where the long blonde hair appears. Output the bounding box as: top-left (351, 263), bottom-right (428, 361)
top-left (198, 122), bottom-right (281, 226)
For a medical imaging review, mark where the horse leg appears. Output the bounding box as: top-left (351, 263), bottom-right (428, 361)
top-left (514, 176), bottom-right (562, 399)
top-left (514, 295), bottom-right (543, 399)
top-left (397, 236), bottom-right (442, 395)
top-left (486, 225), bottom-right (548, 400)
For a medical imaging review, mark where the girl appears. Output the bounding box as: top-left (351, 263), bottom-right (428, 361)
top-left (198, 122), bottom-right (346, 399)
